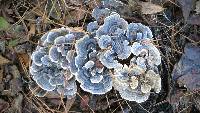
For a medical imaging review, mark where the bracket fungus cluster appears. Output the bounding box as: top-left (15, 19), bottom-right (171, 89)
top-left (30, 7), bottom-right (161, 103)
top-left (30, 27), bottom-right (83, 98)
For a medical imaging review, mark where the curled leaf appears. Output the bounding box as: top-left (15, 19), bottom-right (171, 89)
top-left (139, 2), bottom-right (164, 14)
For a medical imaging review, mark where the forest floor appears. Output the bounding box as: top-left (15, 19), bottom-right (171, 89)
top-left (0, 0), bottom-right (200, 113)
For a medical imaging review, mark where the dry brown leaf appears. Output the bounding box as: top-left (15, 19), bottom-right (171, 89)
top-left (178, 0), bottom-right (196, 21)
top-left (139, 2), bottom-right (164, 14)
top-left (65, 9), bottom-right (86, 25)
top-left (172, 43), bottom-right (200, 91)
top-left (0, 55), bottom-right (10, 65)
top-left (17, 53), bottom-right (30, 68)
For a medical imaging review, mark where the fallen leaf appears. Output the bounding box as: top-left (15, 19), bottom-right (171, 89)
top-left (17, 53), bottom-right (30, 68)
top-left (195, 0), bottom-right (200, 14)
top-left (65, 9), bottom-right (85, 25)
top-left (28, 23), bottom-right (35, 36)
top-left (0, 99), bottom-right (9, 112)
top-left (0, 17), bottom-right (10, 31)
top-left (139, 2), bottom-right (164, 14)
top-left (187, 14), bottom-right (200, 25)
top-left (172, 43), bottom-right (200, 91)
top-left (169, 43), bottom-right (200, 112)
top-left (0, 55), bottom-right (10, 65)
top-left (178, 0), bottom-right (196, 21)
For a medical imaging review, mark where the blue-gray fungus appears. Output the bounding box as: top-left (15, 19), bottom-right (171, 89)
top-left (30, 7), bottom-right (162, 103)
top-left (97, 35), bottom-right (112, 49)
top-left (92, 7), bottom-right (110, 22)
top-left (29, 27), bottom-right (82, 98)
top-left (131, 40), bottom-right (161, 67)
top-left (87, 21), bottom-right (99, 33)
top-left (96, 13), bottom-right (128, 37)
top-left (75, 35), bottom-right (112, 94)
top-left (112, 64), bottom-right (161, 103)
top-left (126, 23), bottom-right (153, 41)
top-left (91, 11), bottom-right (161, 102)
top-left (95, 13), bottom-right (131, 68)
top-left (99, 49), bottom-right (123, 69)
top-left (31, 50), bottom-right (46, 66)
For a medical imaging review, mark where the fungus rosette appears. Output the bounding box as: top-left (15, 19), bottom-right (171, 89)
top-left (131, 39), bottom-right (161, 68)
top-left (75, 35), bottom-right (112, 94)
top-left (29, 6), bottom-right (162, 103)
top-left (126, 23), bottom-right (153, 42)
top-left (86, 8), bottom-right (111, 34)
top-left (113, 64), bottom-right (161, 103)
top-left (30, 27), bottom-right (83, 98)
top-left (96, 13), bottom-right (128, 37)
top-left (90, 11), bottom-right (162, 102)
top-left (95, 13), bottom-right (132, 69)
top-left (87, 21), bottom-right (99, 33)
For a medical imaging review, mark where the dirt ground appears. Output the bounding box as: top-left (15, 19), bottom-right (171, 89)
top-left (0, 0), bottom-right (200, 113)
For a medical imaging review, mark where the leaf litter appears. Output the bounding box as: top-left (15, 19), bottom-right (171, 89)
top-left (0, 0), bottom-right (200, 113)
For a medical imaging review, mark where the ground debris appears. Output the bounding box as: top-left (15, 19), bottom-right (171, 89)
top-left (0, 98), bottom-right (9, 112)
top-left (4, 93), bottom-right (23, 113)
top-left (0, 0), bottom-right (199, 112)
